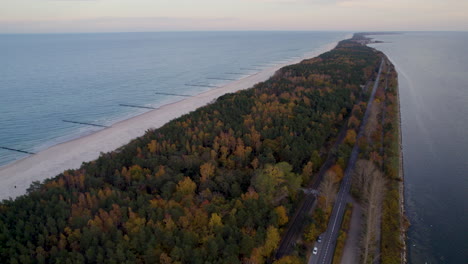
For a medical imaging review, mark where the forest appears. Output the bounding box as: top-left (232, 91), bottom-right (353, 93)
top-left (348, 44), bottom-right (406, 264)
top-left (0, 37), bottom-right (384, 263)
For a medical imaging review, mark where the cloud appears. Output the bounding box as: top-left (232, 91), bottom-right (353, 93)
top-left (336, 0), bottom-right (397, 8)
top-left (46, 0), bottom-right (99, 1)
top-left (0, 16), bottom-right (243, 33)
top-left (263, 0), bottom-right (298, 1)
top-left (1, 0), bottom-right (467, 32)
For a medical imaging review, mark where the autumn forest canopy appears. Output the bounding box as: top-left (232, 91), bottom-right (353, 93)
top-left (0, 38), bottom-right (384, 263)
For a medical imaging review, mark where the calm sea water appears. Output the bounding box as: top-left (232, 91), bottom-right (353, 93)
top-left (370, 32), bottom-right (468, 263)
top-left (0, 31), bottom-right (347, 166)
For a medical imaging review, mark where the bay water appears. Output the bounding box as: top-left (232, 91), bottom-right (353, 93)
top-left (370, 32), bottom-right (468, 263)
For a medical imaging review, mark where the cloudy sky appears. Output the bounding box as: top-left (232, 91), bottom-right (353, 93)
top-left (1, 0), bottom-right (467, 33)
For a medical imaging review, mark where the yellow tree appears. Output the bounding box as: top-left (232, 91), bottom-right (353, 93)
top-left (176, 177), bottom-right (196, 196)
top-left (208, 213), bottom-right (223, 228)
top-left (344, 129), bottom-right (357, 145)
top-left (275, 206), bottom-right (289, 226)
top-left (263, 226), bottom-right (280, 257)
top-left (329, 164), bottom-right (344, 182)
top-left (147, 140), bottom-right (158, 153)
top-left (200, 162), bottom-right (215, 182)
top-left (273, 256), bottom-right (302, 264)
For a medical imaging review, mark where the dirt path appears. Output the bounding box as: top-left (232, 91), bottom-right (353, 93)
top-left (340, 196), bottom-right (362, 264)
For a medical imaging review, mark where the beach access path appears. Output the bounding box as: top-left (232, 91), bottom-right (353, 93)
top-left (0, 40), bottom-right (346, 201)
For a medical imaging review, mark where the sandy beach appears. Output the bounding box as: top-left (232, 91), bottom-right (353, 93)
top-left (0, 39), bottom-right (346, 201)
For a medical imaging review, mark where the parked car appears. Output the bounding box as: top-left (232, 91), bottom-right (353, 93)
top-left (317, 236), bottom-right (322, 243)
top-left (313, 247), bottom-right (318, 255)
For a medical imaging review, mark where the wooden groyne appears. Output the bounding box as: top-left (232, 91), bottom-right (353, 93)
top-left (224, 72), bottom-right (246, 75)
top-left (0, 147), bottom-right (35, 155)
top-left (118, 104), bottom-right (158, 110)
top-left (63, 120), bottom-right (109, 128)
top-left (206, 77), bottom-right (236, 81)
top-left (184, 84), bottom-right (218, 88)
top-left (155, 92), bottom-right (192, 97)
top-left (239, 68), bottom-right (261, 71)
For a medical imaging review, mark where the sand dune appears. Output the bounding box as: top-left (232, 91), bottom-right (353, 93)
top-left (0, 40), bottom-right (342, 200)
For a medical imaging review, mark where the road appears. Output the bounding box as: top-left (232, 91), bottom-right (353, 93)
top-left (275, 141), bottom-right (342, 257)
top-left (309, 58), bottom-right (384, 264)
top-left (275, 109), bottom-right (351, 259)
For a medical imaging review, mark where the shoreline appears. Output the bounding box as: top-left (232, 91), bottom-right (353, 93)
top-left (379, 52), bottom-right (408, 264)
top-left (0, 37), bottom-right (349, 200)
top-left (366, 36), bottom-right (407, 263)
top-left (376, 52), bottom-right (408, 264)
top-left (395, 59), bottom-right (408, 264)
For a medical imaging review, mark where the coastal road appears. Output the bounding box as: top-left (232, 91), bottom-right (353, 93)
top-left (275, 108), bottom-right (352, 259)
top-left (309, 58), bottom-right (384, 264)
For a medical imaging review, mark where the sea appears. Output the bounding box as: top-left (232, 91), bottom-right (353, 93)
top-left (0, 31), bottom-right (348, 166)
top-left (3, 31), bottom-right (465, 263)
top-left (369, 32), bottom-right (468, 264)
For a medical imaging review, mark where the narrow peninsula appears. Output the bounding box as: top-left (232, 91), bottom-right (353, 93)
top-left (0, 35), bottom-right (406, 264)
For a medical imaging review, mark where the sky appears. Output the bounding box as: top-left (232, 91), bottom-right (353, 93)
top-left (1, 0), bottom-right (467, 33)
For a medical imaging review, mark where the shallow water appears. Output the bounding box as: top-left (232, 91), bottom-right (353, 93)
top-left (370, 32), bottom-right (468, 264)
top-left (0, 31), bottom-right (347, 166)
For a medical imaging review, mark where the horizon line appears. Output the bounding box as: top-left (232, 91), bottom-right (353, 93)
top-left (0, 30), bottom-right (466, 35)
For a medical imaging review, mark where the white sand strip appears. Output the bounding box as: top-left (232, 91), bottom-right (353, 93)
top-left (0, 38), bottom-right (347, 200)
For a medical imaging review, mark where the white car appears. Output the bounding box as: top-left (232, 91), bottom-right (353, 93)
top-left (313, 247), bottom-right (318, 255)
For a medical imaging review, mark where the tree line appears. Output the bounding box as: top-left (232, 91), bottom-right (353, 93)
top-left (1, 38), bottom-right (382, 264)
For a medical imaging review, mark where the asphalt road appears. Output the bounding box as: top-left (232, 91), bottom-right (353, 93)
top-left (309, 58), bottom-right (384, 264)
top-left (275, 110), bottom-right (351, 259)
